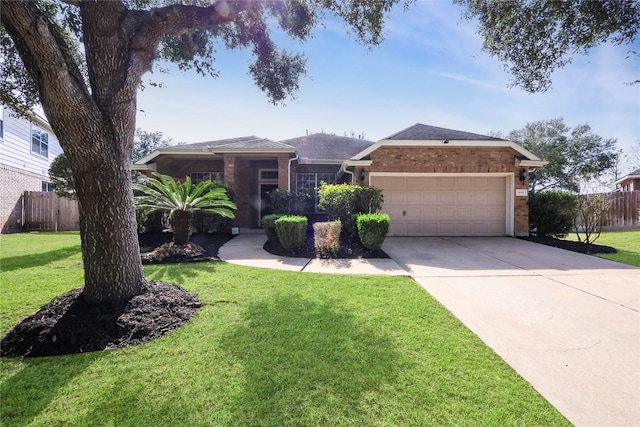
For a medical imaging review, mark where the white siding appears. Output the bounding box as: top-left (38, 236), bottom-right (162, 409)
top-left (0, 106), bottom-right (63, 180)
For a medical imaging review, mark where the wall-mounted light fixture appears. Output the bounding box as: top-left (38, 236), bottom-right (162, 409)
top-left (359, 168), bottom-right (366, 181)
top-left (443, 139), bottom-right (449, 144)
top-left (519, 169), bottom-right (528, 183)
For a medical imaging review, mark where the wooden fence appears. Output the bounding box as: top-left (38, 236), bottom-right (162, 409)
top-left (582, 191), bottom-right (640, 229)
top-left (23, 191), bottom-right (80, 231)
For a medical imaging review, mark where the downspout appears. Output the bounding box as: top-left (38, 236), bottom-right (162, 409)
top-left (287, 154), bottom-right (298, 192)
top-left (343, 169), bottom-right (355, 184)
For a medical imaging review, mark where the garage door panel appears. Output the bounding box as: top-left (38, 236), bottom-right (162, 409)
top-left (373, 175), bottom-right (507, 237)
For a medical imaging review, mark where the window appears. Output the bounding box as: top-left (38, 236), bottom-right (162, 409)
top-left (190, 172), bottom-right (224, 184)
top-left (260, 170), bottom-right (279, 180)
top-left (42, 181), bottom-right (53, 192)
top-left (0, 106), bottom-right (4, 139)
top-left (296, 172), bottom-right (337, 210)
top-left (31, 124), bottom-right (49, 158)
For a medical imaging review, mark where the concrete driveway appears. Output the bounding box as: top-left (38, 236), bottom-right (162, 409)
top-left (382, 237), bottom-right (640, 427)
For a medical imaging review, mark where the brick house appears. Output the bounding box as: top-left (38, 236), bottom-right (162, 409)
top-left (133, 123), bottom-right (547, 236)
top-left (0, 105), bottom-right (63, 233)
top-left (614, 168), bottom-right (640, 192)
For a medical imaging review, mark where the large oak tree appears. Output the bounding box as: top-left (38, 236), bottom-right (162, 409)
top-left (1, 0), bottom-right (404, 304)
top-left (456, 0), bottom-right (640, 92)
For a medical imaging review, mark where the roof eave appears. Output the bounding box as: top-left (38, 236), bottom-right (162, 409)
top-left (614, 175), bottom-right (640, 185)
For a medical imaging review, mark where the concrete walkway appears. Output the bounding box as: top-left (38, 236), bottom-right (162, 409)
top-left (219, 233), bottom-right (640, 426)
top-left (219, 234), bottom-right (407, 275)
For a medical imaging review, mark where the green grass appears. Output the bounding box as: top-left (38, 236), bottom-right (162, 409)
top-left (564, 229), bottom-right (640, 267)
top-left (1, 232), bottom-right (569, 426)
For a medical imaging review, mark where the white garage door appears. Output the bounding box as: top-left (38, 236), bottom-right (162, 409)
top-left (371, 175), bottom-right (507, 236)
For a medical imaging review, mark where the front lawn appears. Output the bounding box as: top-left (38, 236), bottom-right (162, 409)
top-left (564, 229), bottom-right (640, 267)
top-left (0, 232), bottom-right (569, 426)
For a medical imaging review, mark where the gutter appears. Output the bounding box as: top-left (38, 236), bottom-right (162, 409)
top-left (287, 154), bottom-right (298, 192)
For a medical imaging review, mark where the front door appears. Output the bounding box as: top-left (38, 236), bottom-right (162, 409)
top-left (259, 183), bottom-right (279, 226)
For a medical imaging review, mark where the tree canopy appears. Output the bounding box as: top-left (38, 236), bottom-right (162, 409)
top-left (508, 118), bottom-right (619, 193)
top-left (456, 0), bottom-right (640, 92)
top-left (1, 0), bottom-right (408, 304)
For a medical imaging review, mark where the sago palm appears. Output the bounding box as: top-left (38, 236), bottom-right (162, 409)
top-left (134, 173), bottom-right (236, 245)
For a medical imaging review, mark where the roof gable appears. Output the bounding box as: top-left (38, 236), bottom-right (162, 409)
top-left (350, 123), bottom-right (545, 165)
top-left (385, 123), bottom-right (504, 142)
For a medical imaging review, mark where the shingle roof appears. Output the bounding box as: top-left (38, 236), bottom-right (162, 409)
top-left (280, 133), bottom-right (375, 162)
top-left (626, 167), bottom-right (640, 177)
top-left (384, 123), bottom-right (505, 141)
top-left (175, 136), bottom-right (294, 151)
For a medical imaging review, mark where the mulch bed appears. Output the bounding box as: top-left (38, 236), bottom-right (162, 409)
top-left (518, 235), bottom-right (617, 255)
top-left (263, 235), bottom-right (389, 259)
top-left (1, 233), bottom-right (234, 359)
top-left (0, 281), bottom-right (200, 358)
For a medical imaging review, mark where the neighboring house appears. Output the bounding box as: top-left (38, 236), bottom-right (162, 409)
top-left (614, 168), bottom-right (640, 192)
top-left (0, 105), bottom-right (63, 233)
top-left (133, 123), bottom-right (547, 236)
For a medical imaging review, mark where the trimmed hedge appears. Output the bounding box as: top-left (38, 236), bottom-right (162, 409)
top-left (355, 213), bottom-right (390, 250)
top-left (275, 215), bottom-right (308, 251)
top-left (313, 220), bottom-right (341, 257)
top-left (529, 191), bottom-right (578, 237)
top-left (262, 214), bottom-right (284, 243)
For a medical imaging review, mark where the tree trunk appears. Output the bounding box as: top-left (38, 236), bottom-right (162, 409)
top-left (172, 210), bottom-right (193, 245)
top-left (75, 156), bottom-right (148, 305)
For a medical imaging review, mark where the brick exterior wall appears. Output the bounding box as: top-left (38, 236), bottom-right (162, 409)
top-left (368, 146), bottom-right (531, 236)
top-left (0, 164), bottom-right (46, 233)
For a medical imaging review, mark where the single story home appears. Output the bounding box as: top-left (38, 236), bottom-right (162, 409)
top-left (614, 168), bottom-right (640, 192)
top-left (133, 123), bottom-right (547, 236)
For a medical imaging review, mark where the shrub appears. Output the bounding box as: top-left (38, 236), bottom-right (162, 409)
top-left (354, 185), bottom-right (384, 214)
top-left (356, 213), bottom-right (390, 250)
top-left (269, 190), bottom-right (314, 214)
top-left (318, 183), bottom-right (356, 222)
top-left (529, 191), bottom-right (578, 237)
top-left (313, 220), bottom-right (341, 257)
top-left (275, 215), bottom-right (308, 251)
top-left (262, 214), bottom-right (284, 243)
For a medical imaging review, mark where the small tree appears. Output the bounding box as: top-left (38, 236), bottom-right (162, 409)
top-left (574, 193), bottom-right (611, 251)
top-left (134, 173), bottom-right (236, 245)
top-left (48, 153), bottom-right (76, 199)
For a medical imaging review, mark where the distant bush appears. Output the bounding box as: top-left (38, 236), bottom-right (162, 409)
top-left (355, 213), bottom-right (390, 250)
top-left (268, 190), bottom-right (314, 215)
top-left (136, 209), bottom-right (169, 234)
top-left (262, 214), bottom-right (284, 243)
top-left (529, 191), bottom-right (578, 237)
top-left (313, 220), bottom-right (341, 257)
top-left (275, 215), bottom-right (308, 251)
top-left (192, 180), bottom-right (235, 234)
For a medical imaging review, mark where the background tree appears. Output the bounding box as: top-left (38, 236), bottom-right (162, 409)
top-left (132, 129), bottom-right (174, 163)
top-left (1, 0), bottom-right (405, 305)
top-left (456, 0), bottom-right (640, 92)
top-left (49, 153), bottom-right (76, 199)
top-left (508, 118), bottom-right (618, 193)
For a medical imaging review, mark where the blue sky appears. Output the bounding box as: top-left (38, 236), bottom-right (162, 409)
top-left (136, 1), bottom-right (639, 169)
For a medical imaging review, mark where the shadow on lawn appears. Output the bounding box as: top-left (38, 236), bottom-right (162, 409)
top-left (220, 294), bottom-right (400, 425)
top-left (0, 245), bottom-right (81, 272)
top-left (0, 352), bottom-right (102, 425)
top-left (144, 260), bottom-right (222, 283)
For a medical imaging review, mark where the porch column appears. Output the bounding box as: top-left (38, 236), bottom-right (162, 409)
top-left (277, 154), bottom-right (289, 191)
top-left (223, 154), bottom-right (236, 188)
